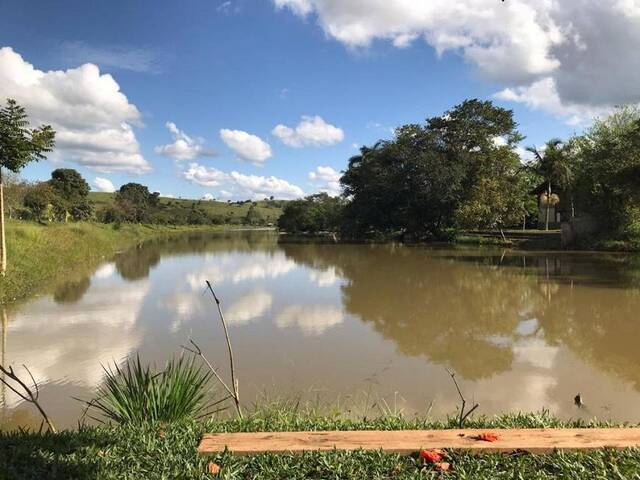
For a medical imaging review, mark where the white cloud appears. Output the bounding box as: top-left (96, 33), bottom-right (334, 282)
top-left (309, 267), bottom-right (340, 287)
top-left (308, 165), bottom-right (341, 196)
top-left (274, 0), bottom-right (313, 16)
top-left (0, 47), bottom-right (151, 173)
top-left (219, 129), bottom-right (272, 164)
top-left (275, 305), bottom-right (344, 335)
top-left (201, 193), bottom-right (215, 201)
top-left (154, 122), bottom-right (216, 161)
top-left (274, 0), bottom-right (562, 81)
top-left (185, 251), bottom-right (297, 288)
top-left (515, 146), bottom-right (535, 164)
top-left (272, 115), bottom-right (344, 147)
top-left (495, 77), bottom-right (611, 125)
top-left (309, 165), bottom-right (340, 183)
top-left (5, 279), bottom-right (150, 408)
top-left (273, 1), bottom-right (640, 123)
top-left (182, 162), bottom-right (304, 200)
top-left (225, 289), bottom-right (273, 325)
top-left (229, 171), bottom-right (305, 200)
top-left (93, 177), bottom-right (116, 193)
top-left (182, 163), bottom-right (227, 187)
top-left (93, 263), bottom-right (116, 279)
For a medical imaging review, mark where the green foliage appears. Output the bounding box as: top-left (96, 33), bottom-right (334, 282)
top-left (49, 168), bottom-right (90, 199)
top-left (87, 355), bottom-right (219, 425)
top-left (49, 168), bottom-right (94, 221)
top-left (23, 182), bottom-right (56, 222)
top-left (243, 204), bottom-right (263, 225)
top-left (92, 189), bottom-right (280, 226)
top-left (278, 193), bottom-right (344, 233)
top-left (0, 98), bottom-right (55, 174)
top-left (115, 183), bottom-right (160, 223)
top-left (573, 106), bottom-right (640, 237)
top-left (2, 172), bottom-right (30, 219)
top-left (341, 99), bottom-right (526, 239)
top-left (19, 169), bottom-right (94, 222)
top-left (526, 139), bottom-right (574, 194)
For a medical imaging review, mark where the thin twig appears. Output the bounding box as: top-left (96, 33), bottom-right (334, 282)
top-left (0, 363), bottom-right (56, 433)
top-left (181, 280), bottom-right (244, 419)
top-left (446, 367), bottom-right (479, 428)
top-left (181, 339), bottom-right (235, 401)
top-left (205, 281), bottom-right (241, 415)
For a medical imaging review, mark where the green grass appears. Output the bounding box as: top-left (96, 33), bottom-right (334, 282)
top-left (88, 192), bottom-right (284, 226)
top-left (1, 408), bottom-right (638, 479)
top-left (87, 355), bottom-right (222, 425)
top-left (0, 220), bottom-right (233, 304)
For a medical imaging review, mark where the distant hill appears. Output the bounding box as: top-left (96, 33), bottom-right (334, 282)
top-left (89, 192), bottom-right (286, 226)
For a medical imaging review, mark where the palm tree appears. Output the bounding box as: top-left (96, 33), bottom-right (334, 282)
top-left (526, 139), bottom-right (574, 230)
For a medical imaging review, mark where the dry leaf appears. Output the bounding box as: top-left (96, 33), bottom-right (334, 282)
top-left (419, 449), bottom-right (444, 463)
top-left (207, 462), bottom-right (221, 475)
top-left (434, 462), bottom-right (451, 472)
top-left (477, 432), bottom-right (499, 442)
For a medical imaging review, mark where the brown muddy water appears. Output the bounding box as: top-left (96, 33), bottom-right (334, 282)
top-left (2, 231), bottom-right (640, 429)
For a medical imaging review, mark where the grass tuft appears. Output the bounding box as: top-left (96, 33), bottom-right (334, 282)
top-left (86, 355), bottom-right (223, 425)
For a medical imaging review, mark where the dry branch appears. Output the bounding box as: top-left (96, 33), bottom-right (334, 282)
top-left (182, 281), bottom-right (243, 418)
top-left (0, 363), bottom-right (56, 433)
top-left (446, 367), bottom-right (479, 428)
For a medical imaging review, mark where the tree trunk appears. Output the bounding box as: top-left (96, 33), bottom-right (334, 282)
top-left (545, 180), bottom-right (551, 231)
top-left (0, 167), bottom-right (6, 277)
top-left (571, 196), bottom-right (575, 220)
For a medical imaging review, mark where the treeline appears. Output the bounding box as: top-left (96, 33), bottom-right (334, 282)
top-left (279, 100), bottom-right (640, 244)
top-left (4, 172), bottom-right (280, 227)
top-left (4, 168), bottom-right (93, 222)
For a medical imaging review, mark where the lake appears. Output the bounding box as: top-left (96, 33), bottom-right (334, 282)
top-left (3, 231), bottom-right (640, 430)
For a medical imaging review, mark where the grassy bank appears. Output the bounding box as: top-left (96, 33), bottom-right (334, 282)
top-left (1, 409), bottom-right (638, 479)
top-left (0, 220), bottom-right (234, 304)
top-left (89, 192), bottom-right (284, 226)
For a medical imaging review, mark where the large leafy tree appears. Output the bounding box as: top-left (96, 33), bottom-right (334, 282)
top-left (0, 98), bottom-right (55, 275)
top-left (573, 106), bottom-right (640, 238)
top-left (49, 168), bottom-right (93, 221)
top-left (341, 99), bottom-right (525, 238)
top-left (525, 139), bottom-right (574, 230)
top-left (115, 183), bottom-right (160, 223)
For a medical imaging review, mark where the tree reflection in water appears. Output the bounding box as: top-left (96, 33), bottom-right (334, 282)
top-left (280, 243), bottom-right (640, 387)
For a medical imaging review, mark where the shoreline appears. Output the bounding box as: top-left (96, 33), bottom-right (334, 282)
top-left (1, 410), bottom-right (639, 478)
top-left (0, 221), bottom-right (265, 305)
top-left (279, 230), bottom-right (640, 252)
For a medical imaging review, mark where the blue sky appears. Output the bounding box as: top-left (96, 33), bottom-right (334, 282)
top-left (1, 0), bottom-right (634, 200)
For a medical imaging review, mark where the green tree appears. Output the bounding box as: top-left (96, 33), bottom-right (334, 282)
top-left (2, 172), bottom-right (30, 220)
top-left (23, 182), bottom-right (57, 223)
top-left (573, 106), bottom-right (640, 238)
top-left (244, 204), bottom-right (263, 226)
top-left (341, 99), bottom-right (525, 239)
top-left (278, 193), bottom-right (343, 234)
top-left (525, 139), bottom-right (573, 230)
top-left (0, 98), bottom-right (55, 275)
top-left (114, 183), bottom-right (160, 223)
top-left (49, 168), bottom-right (93, 221)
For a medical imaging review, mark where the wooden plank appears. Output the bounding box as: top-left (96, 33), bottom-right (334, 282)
top-left (198, 428), bottom-right (640, 455)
